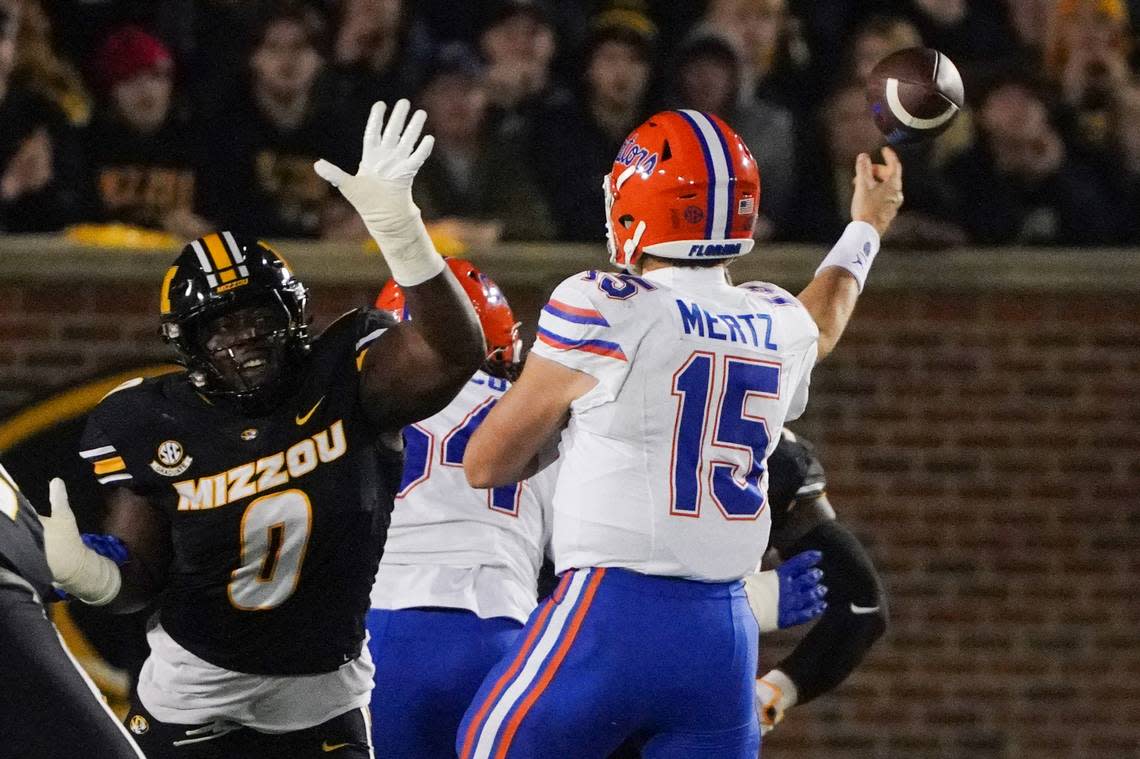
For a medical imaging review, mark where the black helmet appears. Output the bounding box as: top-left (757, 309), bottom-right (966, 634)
top-left (160, 232), bottom-right (309, 406)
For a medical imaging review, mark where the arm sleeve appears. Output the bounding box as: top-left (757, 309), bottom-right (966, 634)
top-left (773, 519), bottom-right (888, 704)
top-left (529, 275), bottom-right (636, 409)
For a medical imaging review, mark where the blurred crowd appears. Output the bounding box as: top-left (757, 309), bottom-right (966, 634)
top-left (2, 0), bottom-right (1140, 248)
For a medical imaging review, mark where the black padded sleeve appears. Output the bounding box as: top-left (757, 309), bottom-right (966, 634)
top-left (775, 519), bottom-right (888, 704)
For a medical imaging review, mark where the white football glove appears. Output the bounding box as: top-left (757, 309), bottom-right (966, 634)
top-left (40, 478), bottom-right (121, 605)
top-left (755, 669), bottom-right (798, 736)
top-left (313, 99), bottom-right (444, 286)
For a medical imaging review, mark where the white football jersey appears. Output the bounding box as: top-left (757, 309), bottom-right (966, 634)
top-left (531, 266), bottom-right (819, 582)
top-left (370, 371), bottom-right (550, 623)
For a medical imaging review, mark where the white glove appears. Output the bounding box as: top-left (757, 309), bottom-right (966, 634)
top-left (755, 669), bottom-right (798, 736)
top-left (314, 99), bottom-right (444, 286)
top-left (41, 478), bottom-right (121, 605)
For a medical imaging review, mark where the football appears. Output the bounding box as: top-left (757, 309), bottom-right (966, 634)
top-left (866, 47), bottom-right (964, 145)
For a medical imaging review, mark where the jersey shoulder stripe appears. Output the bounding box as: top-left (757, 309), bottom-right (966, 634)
top-left (543, 300), bottom-right (611, 327)
top-left (536, 327), bottom-right (627, 361)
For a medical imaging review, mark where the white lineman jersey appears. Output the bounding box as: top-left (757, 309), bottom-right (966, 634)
top-left (530, 266), bottom-right (819, 582)
top-left (371, 371), bottom-right (550, 623)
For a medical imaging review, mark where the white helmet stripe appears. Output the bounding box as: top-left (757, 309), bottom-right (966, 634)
top-left (190, 240), bottom-right (220, 287)
top-left (190, 239), bottom-right (213, 273)
top-left (221, 231), bottom-right (246, 263)
top-left (679, 109), bottom-right (731, 239)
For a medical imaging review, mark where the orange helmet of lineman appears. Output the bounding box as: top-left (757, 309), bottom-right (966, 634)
top-left (376, 258), bottom-right (522, 380)
top-left (604, 109), bottom-right (761, 270)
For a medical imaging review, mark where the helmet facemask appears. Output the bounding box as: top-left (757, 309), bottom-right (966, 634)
top-left (180, 293), bottom-right (302, 411)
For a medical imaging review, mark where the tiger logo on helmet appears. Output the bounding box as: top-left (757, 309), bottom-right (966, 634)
top-left (604, 110), bottom-right (761, 270)
top-left (376, 258), bottom-right (522, 380)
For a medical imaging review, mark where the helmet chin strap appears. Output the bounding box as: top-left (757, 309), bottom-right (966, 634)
top-left (623, 221), bottom-right (647, 263)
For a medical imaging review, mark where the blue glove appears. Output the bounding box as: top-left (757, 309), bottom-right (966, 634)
top-left (80, 533), bottom-right (130, 566)
top-left (776, 550), bottom-right (828, 629)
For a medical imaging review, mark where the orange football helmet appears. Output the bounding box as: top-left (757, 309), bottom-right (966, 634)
top-left (605, 109), bottom-right (760, 270)
top-left (375, 258), bottom-right (521, 380)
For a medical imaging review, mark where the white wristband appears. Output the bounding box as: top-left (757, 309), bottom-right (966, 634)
top-left (814, 221), bottom-right (880, 292)
top-left (61, 549), bottom-right (122, 606)
top-left (744, 570), bottom-right (780, 633)
top-left (759, 669), bottom-right (799, 711)
top-left (371, 211), bottom-right (446, 287)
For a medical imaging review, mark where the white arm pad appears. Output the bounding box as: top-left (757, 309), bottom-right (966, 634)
top-left (369, 209), bottom-right (446, 287)
top-left (814, 221), bottom-right (881, 292)
top-left (42, 478), bottom-right (121, 606)
top-left (744, 569), bottom-right (780, 633)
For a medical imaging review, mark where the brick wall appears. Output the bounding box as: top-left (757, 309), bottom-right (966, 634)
top-left (0, 248), bottom-right (1137, 759)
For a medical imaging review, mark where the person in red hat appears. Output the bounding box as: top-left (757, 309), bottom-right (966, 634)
top-left (85, 25), bottom-right (213, 239)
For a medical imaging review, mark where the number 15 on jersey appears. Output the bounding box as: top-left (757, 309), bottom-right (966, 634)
top-left (670, 352), bottom-right (779, 521)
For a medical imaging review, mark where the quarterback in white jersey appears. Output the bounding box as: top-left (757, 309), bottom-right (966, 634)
top-left (366, 258), bottom-right (553, 758)
top-left (461, 109), bottom-right (903, 758)
top-left (530, 270), bottom-right (816, 583)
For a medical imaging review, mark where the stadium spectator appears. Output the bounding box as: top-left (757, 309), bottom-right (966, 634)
top-left (14, 0), bottom-right (90, 128)
top-left (0, 0), bottom-right (83, 232)
top-left (1005, 0), bottom-right (1055, 55)
top-left (944, 78), bottom-right (1122, 244)
top-left (529, 10), bottom-right (655, 241)
top-left (794, 82), bottom-right (967, 248)
top-left (411, 43), bottom-right (555, 245)
top-left (1046, 0), bottom-right (1133, 155)
top-left (847, 15), bottom-right (923, 87)
top-left (1106, 77), bottom-right (1140, 237)
top-left (477, 0), bottom-right (560, 120)
top-left (198, 1), bottom-right (350, 238)
top-left (703, 0), bottom-right (815, 115)
top-left (327, 0), bottom-right (432, 131)
top-left (85, 26), bottom-right (211, 239)
top-left (667, 28), bottom-right (797, 238)
top-left (903, 0), bottom-right (1020, 67)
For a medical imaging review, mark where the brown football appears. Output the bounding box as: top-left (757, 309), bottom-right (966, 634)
top-left (866, 47), bottom-right (964, 145)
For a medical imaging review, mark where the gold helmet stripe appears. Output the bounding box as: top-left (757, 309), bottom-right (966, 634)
top-left (202, 233), bottom-right (239, 284)
top-left (159, 266), bottom-right (178, 314)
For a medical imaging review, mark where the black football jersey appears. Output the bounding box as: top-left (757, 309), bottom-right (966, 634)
top-left (767, 428), bottom-right (828, 536)
top-left (79, 309), bottom-right (402, 675)
top-left (0, 463), bottom-right (55, 601)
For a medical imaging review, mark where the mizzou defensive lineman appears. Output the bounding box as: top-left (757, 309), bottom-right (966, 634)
top-left (0, 467), bottom-right (145, 757)
top-left (752, 429), bottom-right (888, 735)
top-left (40, 100), bottom-right (484, 758)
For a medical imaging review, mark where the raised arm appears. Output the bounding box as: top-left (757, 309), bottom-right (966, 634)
top-left (314, 100), bottom-right (483, 428)
top-left (797, 148), bottom-right (903, 361)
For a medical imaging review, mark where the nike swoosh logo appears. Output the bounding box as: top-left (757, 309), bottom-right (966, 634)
top-left (295, 397), bottom-right (324, 426)
top-left (850, 603), bottom-right (880, 615)
top-left (321, 742), bottom-right (350, 753)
